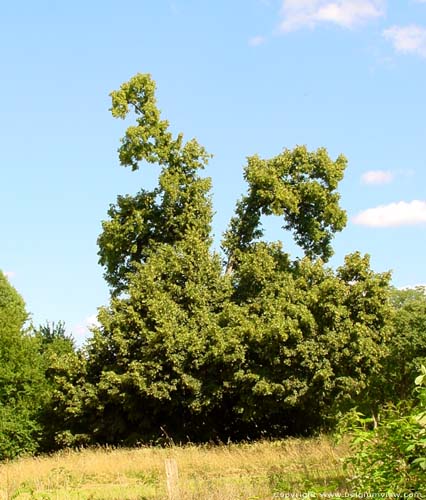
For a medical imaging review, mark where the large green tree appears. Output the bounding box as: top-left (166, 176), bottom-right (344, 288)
top-left (218, 144), bottom-right (390, 434)
top-left (218, 248), bottom-right (391, 435)
top-left (53, 73), bottom-right (393, 445)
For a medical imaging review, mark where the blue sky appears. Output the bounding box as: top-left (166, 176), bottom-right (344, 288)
top-left (1, 0), bottom-right (425, 344)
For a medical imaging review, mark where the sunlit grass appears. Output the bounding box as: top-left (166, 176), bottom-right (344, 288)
top-left (0, 435), bottom-right (350, 499)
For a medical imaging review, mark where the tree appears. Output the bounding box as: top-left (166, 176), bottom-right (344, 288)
top-left (0, 271), bottom-right (27, 336)
top-left (0, 272), bottom-right (47, 460)
top-left (35, 320), bottom-right (75, 356)
top-left (29, 320), bottom-right (78, 452)
top-left (379, 286), bottom-right (426, 403)
top-left (66, 74), bottom-right (234, 443)
top-left (219, 146), bottom-right (390, 434)
top-left (214, 250), bottom-right (391, 436)
top-left (54, 74), bottom-right (393, 445)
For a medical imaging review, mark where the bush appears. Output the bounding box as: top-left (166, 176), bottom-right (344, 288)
top-left (343, 366), bottom-right (426, 495)
top-left (0, 405), bottom-right (41, 460)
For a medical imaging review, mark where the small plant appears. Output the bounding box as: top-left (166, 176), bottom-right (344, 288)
top-left (343, 366), bottom-right (426, 495)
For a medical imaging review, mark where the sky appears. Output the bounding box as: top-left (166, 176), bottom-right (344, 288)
top-left (1, 0), bottom-right (425, 345)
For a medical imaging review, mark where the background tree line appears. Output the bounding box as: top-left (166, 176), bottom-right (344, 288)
top-left (1, 73), bottom-right (426, 460)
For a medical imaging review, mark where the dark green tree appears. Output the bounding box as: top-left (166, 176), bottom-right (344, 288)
top-left (31, 320), bottom-right (78, 451)
top-left (35, 320), bottom-right (75, 357)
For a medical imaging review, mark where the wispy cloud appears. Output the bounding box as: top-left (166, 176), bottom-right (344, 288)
top-left (353, 200), bottom-right (426, 227)
top-left (72, 314), bottom-right (101, 342)
top-left (279, 0), bottom-right (385, 32)
top-left (397, 168), bottom-right (415, 178)
top-left (86, 314), bottom-right (100, 329)
top-left (3, 271), bottom-right (16, 279)
top-left (399, 284), bottom-right (426, 291)
top-left (249, 35), bottom-right (267, 46)
top-left (361, 169), bottom-right (415, 185)
top-left (383, 25), bottom-right (426, 57)
top-left (361, 170), bottom-right (394, 185)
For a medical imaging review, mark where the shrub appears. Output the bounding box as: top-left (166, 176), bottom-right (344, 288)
top-left (343, 366), bottom-right (426, 495)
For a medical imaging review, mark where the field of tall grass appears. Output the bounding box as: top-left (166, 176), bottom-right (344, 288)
top-left (0, 436), bottom-right (350, 499)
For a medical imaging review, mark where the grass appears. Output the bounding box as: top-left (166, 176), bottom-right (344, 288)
top-left (0, 435), bottom-right (350, 499)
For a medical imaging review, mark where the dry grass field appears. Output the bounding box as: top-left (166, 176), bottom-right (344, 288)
top-left (0, 436), bottom-right (351, 499)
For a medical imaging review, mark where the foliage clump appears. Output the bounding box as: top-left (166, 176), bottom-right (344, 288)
top-left (343, 367), bottom-right (426, 495)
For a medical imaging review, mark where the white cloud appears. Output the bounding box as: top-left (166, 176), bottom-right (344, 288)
top-left (72, 314), bottom-right (101, 344)
top-left (249, 35), bottom-right (266, 46)
top-left (399, 284), bottom-right (426, 291)
top-left (73, 324), bottom-right (86, 337)
top-left (383, 25), bottom-right (426, 57)
top-left (352, 200), bottom-right (426, 227)
top-left (279, 0), bottom-right (385, 32)
top-left (2, 271), bottom-right (16, 279)
top-left (86, 314), bottom-right (101, 329)
top-left (361, 170), bottom-right (394, 185)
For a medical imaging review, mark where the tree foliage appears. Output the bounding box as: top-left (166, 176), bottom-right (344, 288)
top-left (0, 272), bottom-right (27, 337)
top-left (222, 251), bottom-right (391, 436)
top-left (381, 287), bottom-right (426, 402)
top-left (98, 74), bottom-right (212, 295)
top-left (222, 146), bottom-right (347, 273)
top-left (343, 367), bottom-right (426, 495)
top-left (0, 272), bottom-right (47, 460)
top-left (50, 73), bottom-right (393, 446)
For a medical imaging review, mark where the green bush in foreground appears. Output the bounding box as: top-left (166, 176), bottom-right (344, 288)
top-left (343, 366), bottom-right (426, 495)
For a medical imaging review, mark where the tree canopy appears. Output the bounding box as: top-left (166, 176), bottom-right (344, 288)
top-left (47, 73), bottom-right (394, 446)
top-left (222, 146), bottom-right (348, 273)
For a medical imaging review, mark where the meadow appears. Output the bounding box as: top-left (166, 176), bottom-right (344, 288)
top-left (0, 435), bottom-right (350, 499)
